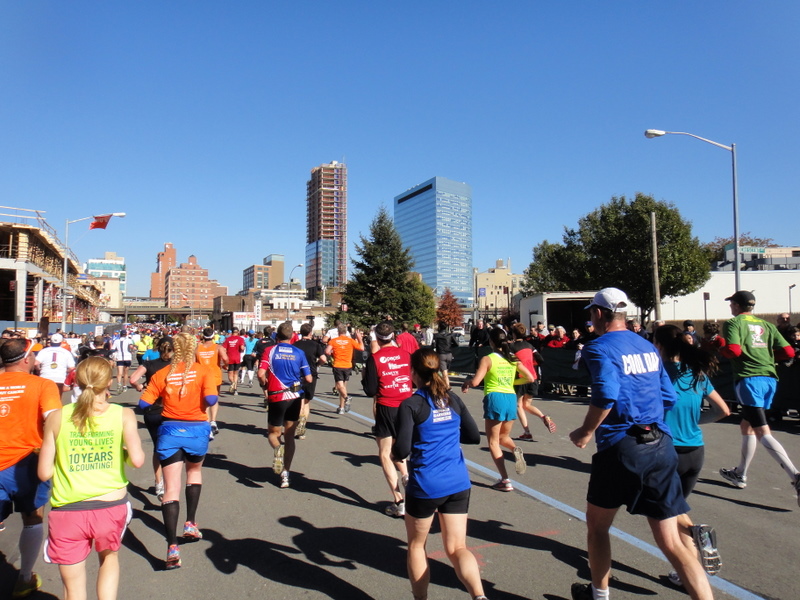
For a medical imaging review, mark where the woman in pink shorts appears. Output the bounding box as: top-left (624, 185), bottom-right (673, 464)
top-left (38, 357), bottom-right (144, 600)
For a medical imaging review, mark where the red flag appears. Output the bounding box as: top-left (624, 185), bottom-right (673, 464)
top-left (89, 215), bottom-right (112, 230)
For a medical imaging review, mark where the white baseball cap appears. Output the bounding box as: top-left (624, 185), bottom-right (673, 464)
top-left (584, 288), bottom-right (629, 312)
top-left (50, 333), bottom-right (64, 344)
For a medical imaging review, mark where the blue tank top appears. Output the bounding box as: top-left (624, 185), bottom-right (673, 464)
top-left (406, 390), bottom-right (471, 499)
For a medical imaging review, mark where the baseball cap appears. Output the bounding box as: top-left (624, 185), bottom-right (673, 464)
top-left (584, 288), bottom-right (629, 312)
top-left (50, 333), bottom-right (63, 345)
top-left (725, 290), bottom-right (756, 306)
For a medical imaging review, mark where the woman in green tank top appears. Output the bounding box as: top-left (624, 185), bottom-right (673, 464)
top-left (462, 327), bottom-right (534, 491)
top-left (38, 357), bottom-right (144, 600)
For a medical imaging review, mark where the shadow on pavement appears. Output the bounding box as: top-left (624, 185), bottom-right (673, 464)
top-left (692, 485), bottom-right (793, 512)
top-left (203, 452), bottom-right (270, 488)
top-left (0, 557), bottom-right (60, 600)
top-left (288, 473), bottom-right (369, 507)
top-left (278, 515), bottom-right (535, 600)
top-left (466, 518), bottom-right (661, 596)
top-left (202, 528), bottom-right (374, 599)
top-left (330, 450), bottom-right (381, 469)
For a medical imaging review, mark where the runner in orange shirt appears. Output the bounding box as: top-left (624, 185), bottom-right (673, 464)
top-left (195, 327), bottom-right (228, 439)
top-left (0, 338), bottom-right (62, 598)
top-left (139, 333), bottom-right (218, 570)
top-left (325, 324), bottom-right (364, 414)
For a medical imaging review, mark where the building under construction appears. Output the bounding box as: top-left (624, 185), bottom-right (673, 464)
top-left (305, 161), bottom-right (347, 301)
top-left (0, 207), bottom-right (102, 329)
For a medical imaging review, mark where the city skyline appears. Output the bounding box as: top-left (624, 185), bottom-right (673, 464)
top-left (2, 4), bottom-right (798, 297)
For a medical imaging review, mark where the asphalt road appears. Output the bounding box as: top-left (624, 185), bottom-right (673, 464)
top-left (2, 368), bottom-right (798, 600)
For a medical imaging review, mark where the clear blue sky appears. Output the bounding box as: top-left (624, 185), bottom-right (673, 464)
top-left (1, 2), bottom-right (797, 296)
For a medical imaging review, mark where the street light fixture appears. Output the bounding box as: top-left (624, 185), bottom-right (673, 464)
top-left (286, 263), bottom-right (303, 320)
top-left (62, 213), bottom-right (126, 330)
top-left (790, 284), bottom-right (797, 316)
top-left (644, 129), bottom-right (741, 290)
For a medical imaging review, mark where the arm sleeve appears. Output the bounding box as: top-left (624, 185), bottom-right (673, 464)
top-left (449, 393), bottom-right (480, 444)
top-left (392, 395), bottom-right (427, 460)
top-left (362, 356), bottom-right (379, 397)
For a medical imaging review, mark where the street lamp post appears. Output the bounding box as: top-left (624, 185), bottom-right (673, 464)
top-left (644, 129), bottom-right (741, 290)
top-left (286, 263), bottom-right (303, 321)
top-left (62, 213), bottom-right (126, 331)
top-left (790, 284), bottom-right (797, 316)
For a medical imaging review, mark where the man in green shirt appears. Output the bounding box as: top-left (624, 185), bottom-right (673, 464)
top-left (716, 291), bottom-right (799, 505)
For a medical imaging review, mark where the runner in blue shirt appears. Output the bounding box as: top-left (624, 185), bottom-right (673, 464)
top-left (568, 288), bottom-right (714, 600)
top-left (257, 322), bottom-right (311, 489)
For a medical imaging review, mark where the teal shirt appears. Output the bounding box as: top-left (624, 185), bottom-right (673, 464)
top-left (663, 362), bottom-right (713, 447)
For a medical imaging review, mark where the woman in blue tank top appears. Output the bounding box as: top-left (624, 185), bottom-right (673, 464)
top-left (393, 349), bottom-right (486, 600)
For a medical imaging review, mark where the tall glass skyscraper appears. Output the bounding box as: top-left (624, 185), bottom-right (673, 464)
top-left (394, 177), bottom-right (473, 306)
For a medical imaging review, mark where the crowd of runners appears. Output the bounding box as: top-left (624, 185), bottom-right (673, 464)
top-left (1, 286), bottom-right (799, 599)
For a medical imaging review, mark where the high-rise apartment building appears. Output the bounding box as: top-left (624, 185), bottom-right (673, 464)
top-left (305, 161), bottom-right (347, 299)
top-left (164, 255), bottom-right (227, 309)
top-left (150, 242), bottom-right (177, 298)
top-left (394, 176), bottom-right (473, 306)
top-left (85, 251), bottom-right (127, 298)
top-left (242, 254), bottom-right (285, 292)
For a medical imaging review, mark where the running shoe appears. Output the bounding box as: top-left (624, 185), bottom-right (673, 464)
top-left (155, 480), bottom-right (165, 502)
top-left (233, 389), bottom-right (238, 396)
top-left (570, 582), bottom-right (593, 600)
top-left (513, 446), bottom-right (526, 475)
top-left (690, 524), bottom-right (721, 575)
top-left (122, 385), bottom-right (128, 393)
top-left (492, 479), bottom-right (513, 492)
top-left (210, 421), bottom-right (219, 436)
top-left (0, 520), bottom-right (5, 532)
top-left (336, 407), bottom-right (345, 415)
top-left (543, 415), bottom-right (557, 433)
top-left (208, 429), bottom-right (215, 441)
top-left (280, 471), bottom-right (290, 489)
top-left (719, 467), bottom-right (747, 489)
top-left (517, 431), bottom-right (533, 441)
top-left (344, 397), bottom-right (352, 413)
top-left (668, 570), bottom-right (683, 587)
top-left (296, 416), bottom-right (307, 437)
top-left (11, 573), bottom-right (41, 598)
top-left (165, 544), bottom-right (181, 570)
top-left (183, 521), bottom-right (202, 541)
top-left (385, 501), bottom-right (405, 517)
top-left (272, 445), bottom-right (284, 474)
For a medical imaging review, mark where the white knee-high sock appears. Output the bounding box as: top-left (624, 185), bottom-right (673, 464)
top-left (737, 434), bottom-right (758, 476)
top-left (19, 523), bottom-right (43, 580)
top-left (761, 434), bottom-right (799, 479)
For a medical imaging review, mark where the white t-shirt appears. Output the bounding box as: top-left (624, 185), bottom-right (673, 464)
top-left (112, 337), bottom-right (135, 361)
top-left (36, 346), bottom-right (76, 384)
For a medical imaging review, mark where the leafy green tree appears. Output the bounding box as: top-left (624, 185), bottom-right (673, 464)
top-left (341, 207), bottom-right (436, 328)
top-left (436, 288), bottom-right (463, 328)
top-left (523, 193), bottom-right (710, 320)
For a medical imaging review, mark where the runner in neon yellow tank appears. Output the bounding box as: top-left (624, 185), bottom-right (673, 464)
top-left (38, 357), bottom-right (144, 600)
top-left (462, 327), bottom-right (534, 491)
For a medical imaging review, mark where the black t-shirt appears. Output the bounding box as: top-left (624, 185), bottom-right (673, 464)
top-left (293, 339), bottom-right (326, 378)
top-left (433, 332), bottom-right (457, 355)
top-left (254, 338), bottom-right (276, 362)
